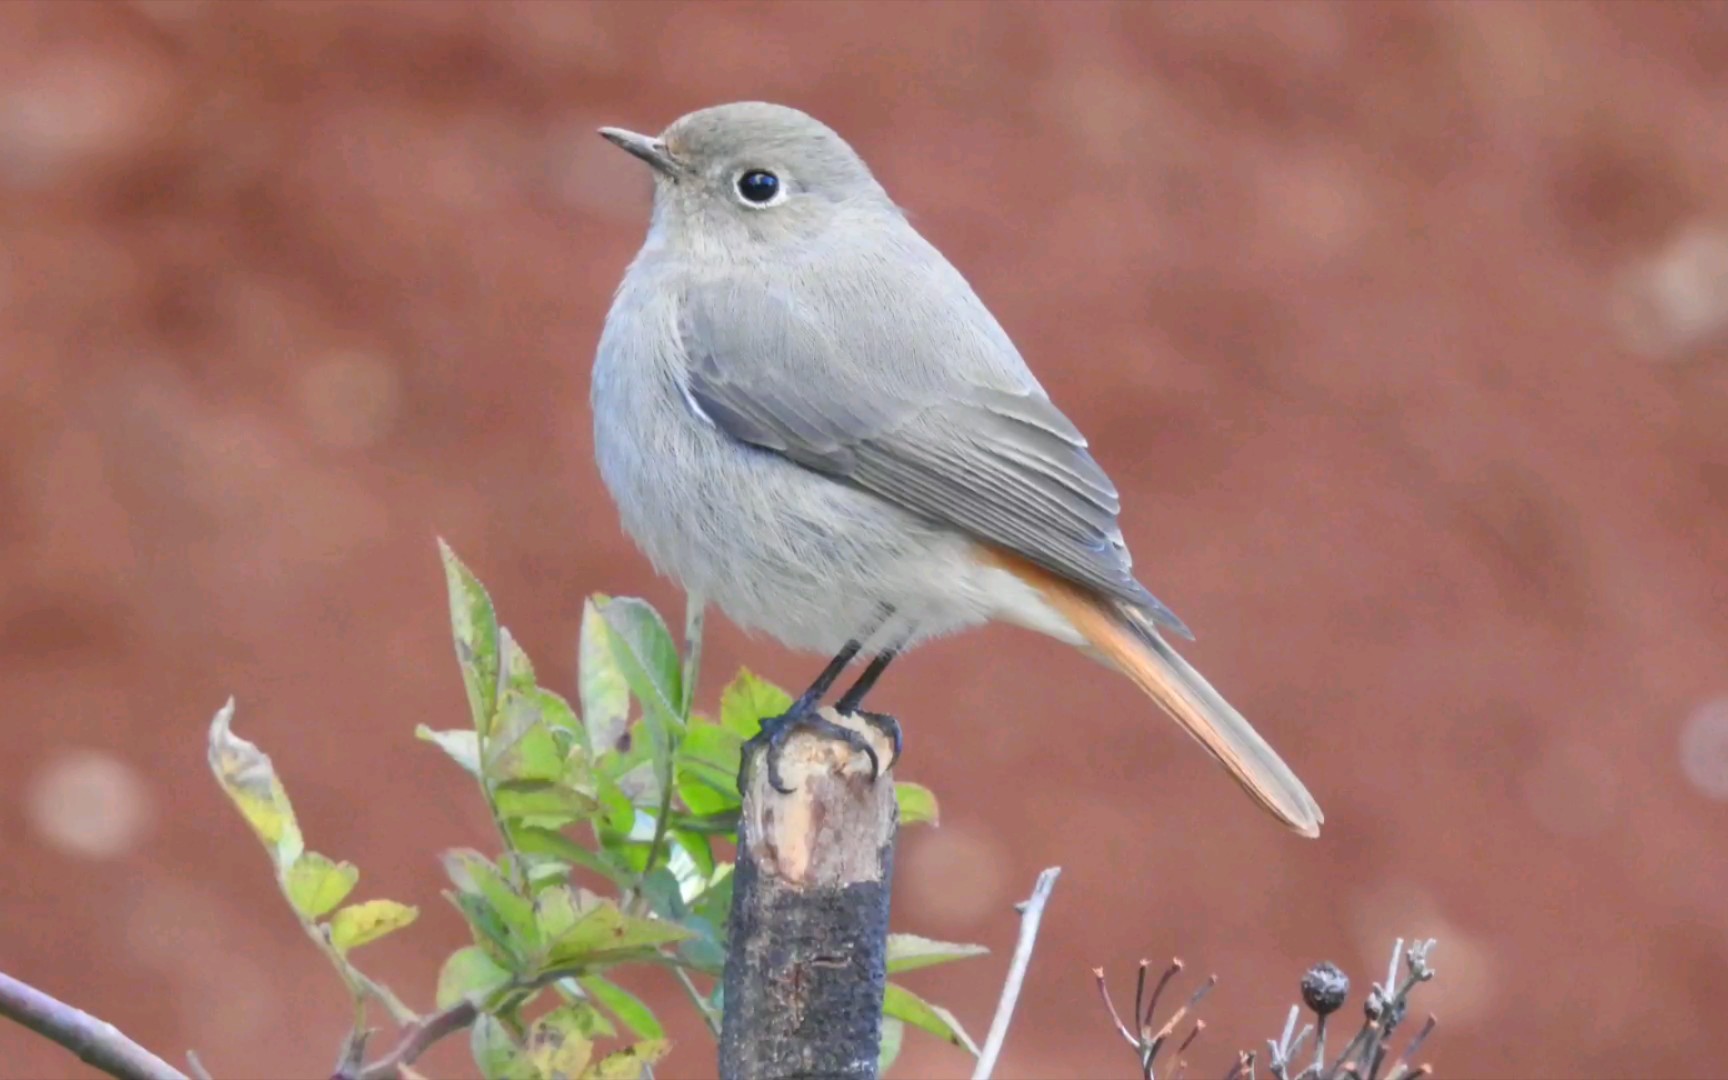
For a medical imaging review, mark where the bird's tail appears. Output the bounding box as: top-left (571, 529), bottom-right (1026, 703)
top-left (991, 551), bottom-right (1324, 837)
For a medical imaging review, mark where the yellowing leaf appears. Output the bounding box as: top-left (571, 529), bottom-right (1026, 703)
top-left (485, 693), bottom-right (567, 784)
top-left (284, 852), bottom-right (358, 920)
top-left (895, 782), bottom-right (939, 827)
top-left (436, 944), bottom-right (512, 1010)
top-left (583, 1040), bottom-right (670, 1079)
top-left (579, 598), bottom-right (631, 755)
top-left (498, 626), bottom-right (537, 696)
top-left (328, 898), bottom-right (418, 954)
top-left (439, 539), bottom-right (501, 736)
top-left (526, 1006), bottom-right (595, 1078)
top-left (206, 699), bottom-right (304, 868)
top-left (494, 780), bottom-right (601, 828)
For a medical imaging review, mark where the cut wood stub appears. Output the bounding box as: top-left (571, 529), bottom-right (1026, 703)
top-left (719, 707), bottom-right (900, 1080)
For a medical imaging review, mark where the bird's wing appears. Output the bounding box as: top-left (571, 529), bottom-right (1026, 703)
top-left (677, 274), bottom-right (1189, 636)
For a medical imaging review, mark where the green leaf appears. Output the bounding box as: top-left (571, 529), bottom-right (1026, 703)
top-left (718, 668), bottom-right (792, 737)
top-left (583, 1040), bottom-right (669, 1079)
top-left (417, 725), bottom-right (481, 777)
top-left (513, 827), bottom-right (634, 888)
top-left (878, 1017), bottom-right (905, 1075)
top-left (675, 914), bottom-right (727, 975)
top-left (535, 687), bottom-right (584, 743)
top-left (637, 867), bottom-right (685, 921)
top-left (487, 693), bottom-right (572, 785)
top-left (440, 539), bottom-right (501, 736)
top-left (895, 781), bottom-right (939, 827)
top-left (531, 886), bottom-right (692, 968)
top-left (579, 599), bottom-right (632, 755)
top-left (676, 723), bottom-right (744, 816)
top-left (886, 934), bottom-right (989, 975)
top-left (449, 890), bottom-right (518, 969)
top-left (577, 975), bottom-right (665, 1041)
top-left (593, 776), bottom-right (640, 839)
top-left (447, 850), bottom-right (539, 953)
top-left (328, 899), bottom-right (418, 954)
top-left (672, 828), bottom-right (717, 883)
top-left (206, 699), bottom-right (304, 868)
top-left (436, 945), bottom-right (512, 1010)
top-left (284, 852), bottom-right (358, 920)
top-left (471, 1013), bottom-right (530, 1079)
top-left (884, 983), bottom-right (981, 1056)
top-left (689, 862), bottom-right (734, 929)
top-left (495, 780), bottom-right (602, 828)
top-left (595, 596), bottom-right (682, 726)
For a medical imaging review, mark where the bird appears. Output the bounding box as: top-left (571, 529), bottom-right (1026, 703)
top-left (591, 101), bottom-right (1321, 836)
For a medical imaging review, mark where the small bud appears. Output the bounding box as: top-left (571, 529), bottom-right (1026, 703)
top-left (1300, 961), bottom-right (1349, 1016)
top-left (1364, 987), bottom-right (1407, 1032)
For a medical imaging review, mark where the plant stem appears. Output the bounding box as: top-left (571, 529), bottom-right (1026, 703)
top-left (0, 971), bottom-right (187, 1080)
top-left (673, 966), bottom-right (721, 1036)
top-left (972, 867), bottom-right (1062, 1080)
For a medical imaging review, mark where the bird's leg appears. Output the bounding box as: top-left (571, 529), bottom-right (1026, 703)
top-left (741, 639), bottom-right (881, 795)
top-left (789, 639), bottom-right (862, 713)
top-left (834, 649), bottom-right (902, 773)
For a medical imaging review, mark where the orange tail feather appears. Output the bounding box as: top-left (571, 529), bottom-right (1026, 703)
top-left (983, 549), bottom-right (1323, 837)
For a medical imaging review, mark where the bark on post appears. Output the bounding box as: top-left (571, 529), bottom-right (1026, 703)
top-left (719, 709), bottom-right (899, 1080)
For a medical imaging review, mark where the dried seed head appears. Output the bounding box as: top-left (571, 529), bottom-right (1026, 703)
top-left (1300, 961), bottom-right (1350, 1016)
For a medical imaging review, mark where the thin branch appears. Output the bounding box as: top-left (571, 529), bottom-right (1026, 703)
top-left (971, 866), bottom-right (1062, 1080)
top-left (353, 1001), bottom-right (477, 1080)
top-left (0, 971), bottom-right (187, 1080)
top-left (673, 966), bottom-right (721, 1037)
top-left (1093, 968), bottom-right (1137, 1047)
top-left (340, 962), bottom-right (607, 1080)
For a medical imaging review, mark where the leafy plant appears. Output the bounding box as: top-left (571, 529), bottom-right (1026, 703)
top-left (205, 540), bottom-right (987, 1078)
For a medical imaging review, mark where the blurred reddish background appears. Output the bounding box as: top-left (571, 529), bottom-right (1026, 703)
top-left (4, 2), bottom-right (1727, 1078)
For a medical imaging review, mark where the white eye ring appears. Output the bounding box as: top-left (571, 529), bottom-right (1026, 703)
top-left (733, 168), bottom-right (788, 209)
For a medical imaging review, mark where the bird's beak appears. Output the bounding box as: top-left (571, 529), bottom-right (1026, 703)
top-left (598, 127), bottom-right (682, 178)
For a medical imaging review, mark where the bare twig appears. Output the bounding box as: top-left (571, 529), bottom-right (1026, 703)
top-left (1094, 968), bottom-right (1137, 1047)
top-left (0, 971), bottom-right (187, 1080)
top-left (971, 866), bottom-right (1062, 1080)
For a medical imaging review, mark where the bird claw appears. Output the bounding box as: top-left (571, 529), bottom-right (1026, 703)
top-left (740, 706), bottom-right (885, 795)
top-left (840, 709), bottom-right (902, 773)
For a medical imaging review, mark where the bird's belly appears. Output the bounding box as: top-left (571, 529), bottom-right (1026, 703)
top-left (596, 397), bottom-right (1044, 656)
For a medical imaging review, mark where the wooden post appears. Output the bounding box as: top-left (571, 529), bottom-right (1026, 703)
top-left (719, 710), bottom-right (899, 1080)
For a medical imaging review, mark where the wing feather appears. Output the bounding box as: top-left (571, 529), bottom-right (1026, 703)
top-left (678, 275), bottom-right (1189, 636)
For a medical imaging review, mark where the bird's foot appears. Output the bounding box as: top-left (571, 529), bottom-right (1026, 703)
top-left (740, 705), bottom-right (883, 795)
top-left (839, 709), bottom-right (902, 773)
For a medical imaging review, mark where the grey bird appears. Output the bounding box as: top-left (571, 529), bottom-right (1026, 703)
top-left (593, 102), bottom-right (1322, 836)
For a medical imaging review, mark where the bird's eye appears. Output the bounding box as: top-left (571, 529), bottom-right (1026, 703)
top-left (735, 169), bottom-right (782, 206)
